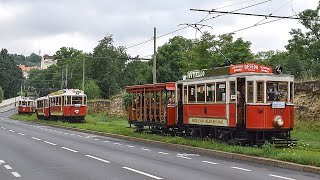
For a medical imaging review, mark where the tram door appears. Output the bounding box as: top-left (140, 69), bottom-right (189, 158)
top-left (177, 83), bottom-right (183, 126)
top-left (236, 78), bottom-right (246, 127)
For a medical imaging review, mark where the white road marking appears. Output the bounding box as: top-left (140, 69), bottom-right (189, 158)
top-left (122, 167), bottom-right (163, 180)
top-left (103, 140), bottom-right (110, 143)
top-left (11, 172), bottom-right (21, 178)
top-left (9, 130), bottom-right (15, 132)
top-left (231, 166), bottom-right (252, 172)
top-left (4, 165), bottom-right (12, 169)
top-left (31, 137), bottom-right (41, 141)
top-left (126, 145), bottom-right (135, 148)
top-left (141, 148), bottom-right (151, 151)
top-left (77, 135), bottom-right (83, 137)
top-left (158, 152), bottom-right (169, 155)
top-left (269, 174), bottom-right (295, 180)
top-left (70, 134), bottom-right (75, 136)
top-left (44, 141), bottom-right (57, 146)
top-left (0, 160), bottom-right (5, 164)
top-left (64, 133), bottom-right (69, 135)
top-left (114, 142), bottom-right (121, 145)
top-left (1, 127), bottom-right (6, 129)
top-left (177, 156), bottom-right (192, 159)
top-left (85, 155), bottom-right (110, 163)
top-left (202, 160), bottom-right (219, 165)
top-left (94, 139), bottom-right (100, 141)
top-left (61, 147), bottom-right (78, 153)
top-left (18, 133), bottom-right (25, 136)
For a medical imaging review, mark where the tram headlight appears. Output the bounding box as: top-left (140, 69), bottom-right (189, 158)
top-left (273, 116), bottom-right (284, 128)
top-left (74, 109), bottom-right (80, 114)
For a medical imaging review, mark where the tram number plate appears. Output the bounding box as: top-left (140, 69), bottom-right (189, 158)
top-left (272, 102), bottom-right (285, 109)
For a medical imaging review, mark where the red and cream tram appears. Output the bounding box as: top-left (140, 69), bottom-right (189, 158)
top-left (18, 97), bottom-right (35, 114)
top-left (126, 63), bottom-right (295, 145)
top-left (36, 89), bottom-right (87, 121)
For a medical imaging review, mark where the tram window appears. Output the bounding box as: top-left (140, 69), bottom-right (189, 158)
top-left (72, 96), bottom-right (83, 105)
top-left (66, 96), bottom-right (71, 105)
top-left (183, 85), bottom-right (187, 103)
top-left (257, 81), bottom-right (264, 103)
top-left (247, 81), bottom-right (254, 103)
top-left (188, 85), bottom-right (196, 103)
top-left (290, 82), bottom-right (294, 103)
top-left (230, 81), bottom-right (236, 102)
top-left (197, 84), bottom-right (205, 103)
top-left (206, 83), bottom-right (215, 102)
top-left (216, 82), bottom-right (226, 102)
top-left (266, 82), bottom-right (288, 102)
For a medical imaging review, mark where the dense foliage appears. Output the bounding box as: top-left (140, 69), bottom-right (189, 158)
top-left (0, 49), bottom-right (23, 99)
top-left (13, 53), bottom-right (41, 67)
top-left (13, 5), bottom-right (320, 99)
top-left (0, 86), bottom-right (4, 103)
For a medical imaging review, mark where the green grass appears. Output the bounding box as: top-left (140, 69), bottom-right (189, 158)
top-left (12, 113), bottom-right (320, 167)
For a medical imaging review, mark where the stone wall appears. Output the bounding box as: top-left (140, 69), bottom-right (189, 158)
top-left (88, 97), bottom-right (127, 117)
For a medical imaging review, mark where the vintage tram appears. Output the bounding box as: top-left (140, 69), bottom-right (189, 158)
top-left (35, 89), bottom-right (87, 121)
top-left (126, 63), bottom-right (295, 145)
top-left (18, 97), bottom-right (35, 114)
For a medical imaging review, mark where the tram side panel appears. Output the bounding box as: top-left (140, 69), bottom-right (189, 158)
top-left (246, 105), bottom-right (294, 130)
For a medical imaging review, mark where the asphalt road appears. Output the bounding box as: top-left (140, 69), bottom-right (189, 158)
top-left (0, 109), bottom-right (319, 180)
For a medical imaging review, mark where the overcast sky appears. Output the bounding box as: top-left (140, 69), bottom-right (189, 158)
top-left (0, 0), bottom-right (318, 58)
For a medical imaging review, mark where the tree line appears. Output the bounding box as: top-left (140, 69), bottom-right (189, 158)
top-left (1, 6), bottom-right (319, 100)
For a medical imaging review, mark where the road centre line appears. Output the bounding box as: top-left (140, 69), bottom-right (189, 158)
top-left (94, 139), bottom-right (100, 141)
top-left (269, 174), bottom-right (295, 180)
top-left (44, 141), bottom-right (57, 146)
top-left (114, 142), bottom-right (121, 145)
top-left (231, 166), bottom-right (252, 172)
top-left (0, 160), bottom-right (5, 164)
top-left (9, 130), bottom-right (14, 132)
top-left (61, 147), bottom-right (78, 153)
top-left (4, 165), bottom-right (12, 169)
top-left (85, 155), bottom-right (110, 163)
top-left (157, 152), bottom-right (169, 155)
top-left (1, 127), bottom-right (5, 129)
top-left (202, 160), bottom-right (219, 165)
top-left (122, 167), bottom-right (163, 180)
top-left (77, 135), bottom-right (83, 137)
top-left (141, 148), bottom-right (151, 151)
top-left (103, 140), bottom-right (110, 143)
top-left (177, 155), bottom-right (192, 160)
top-left (31, 137), bottom-right (41, 141)
top-left (18, 133), bottom-right (25, 136)
top-left (11, 172), bottom-right (21, 178)
top-left (126, 145), bottom-right (135, 148)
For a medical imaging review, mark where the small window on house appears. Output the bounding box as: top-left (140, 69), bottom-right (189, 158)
top-left (257, 81), bottom-right (264, 103)
top-left (247, 81), bottom-right (254, 103)
top-left (197, 84), bottom-right (205, 103)
top-left (188, 85), bottom-right (196, 103)
top-left (216, 82), bottom-right (226, 102)
top-left (206, 83), bottom-right (215, 103)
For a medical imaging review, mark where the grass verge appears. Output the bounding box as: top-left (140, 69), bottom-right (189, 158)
top-left (11, 113), bottom-right (320, 167)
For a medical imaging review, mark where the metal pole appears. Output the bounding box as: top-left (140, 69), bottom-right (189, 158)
top-left (153, 27), bottom-right (157, 84)
top-left (82, 58), bottom-right (85, 92)
top-left (66, 66), bottom-right (68, 89)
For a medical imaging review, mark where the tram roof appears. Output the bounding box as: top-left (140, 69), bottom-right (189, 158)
top-left (49, 89), bottom-right (86, 97)
top-left (126, 82), bottom-right (176, 92)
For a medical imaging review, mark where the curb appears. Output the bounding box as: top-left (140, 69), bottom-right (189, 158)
top-left (11, 117), bottom-right (320, 175)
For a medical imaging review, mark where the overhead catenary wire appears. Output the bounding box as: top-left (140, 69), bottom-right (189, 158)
top-left (124, 0), bottom-right (271, 50)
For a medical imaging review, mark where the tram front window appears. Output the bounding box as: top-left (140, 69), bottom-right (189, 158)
top-left (266, 82), bottom-right (288, 102)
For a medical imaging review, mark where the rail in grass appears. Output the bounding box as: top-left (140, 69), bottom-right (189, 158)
top-left (126, 63), bottom-right (296, 146)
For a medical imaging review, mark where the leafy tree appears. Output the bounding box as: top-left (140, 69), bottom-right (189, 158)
top-left (87, 35), bottom-right (128, 98)
top-left (0, 49), bottom-right (23, 98)
top-left (80, 79), bottom-right (101, 100)
top-left (0, 86), bottom-right (4, 103)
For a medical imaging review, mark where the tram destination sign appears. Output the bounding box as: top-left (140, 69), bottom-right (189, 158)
top-left (188, 117), bottom-right (228, 126)
top-left (230, 63), bottom-right (272, 74)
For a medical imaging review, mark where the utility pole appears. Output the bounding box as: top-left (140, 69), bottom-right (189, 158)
top-left (61, 68), bottom-right (64, 89)
top-left (65, 66), bottom-right (68, 89)
top-left (82, 58), bottom-right (85, 92)
top-left (153, 27), bottom-right (157, 84)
